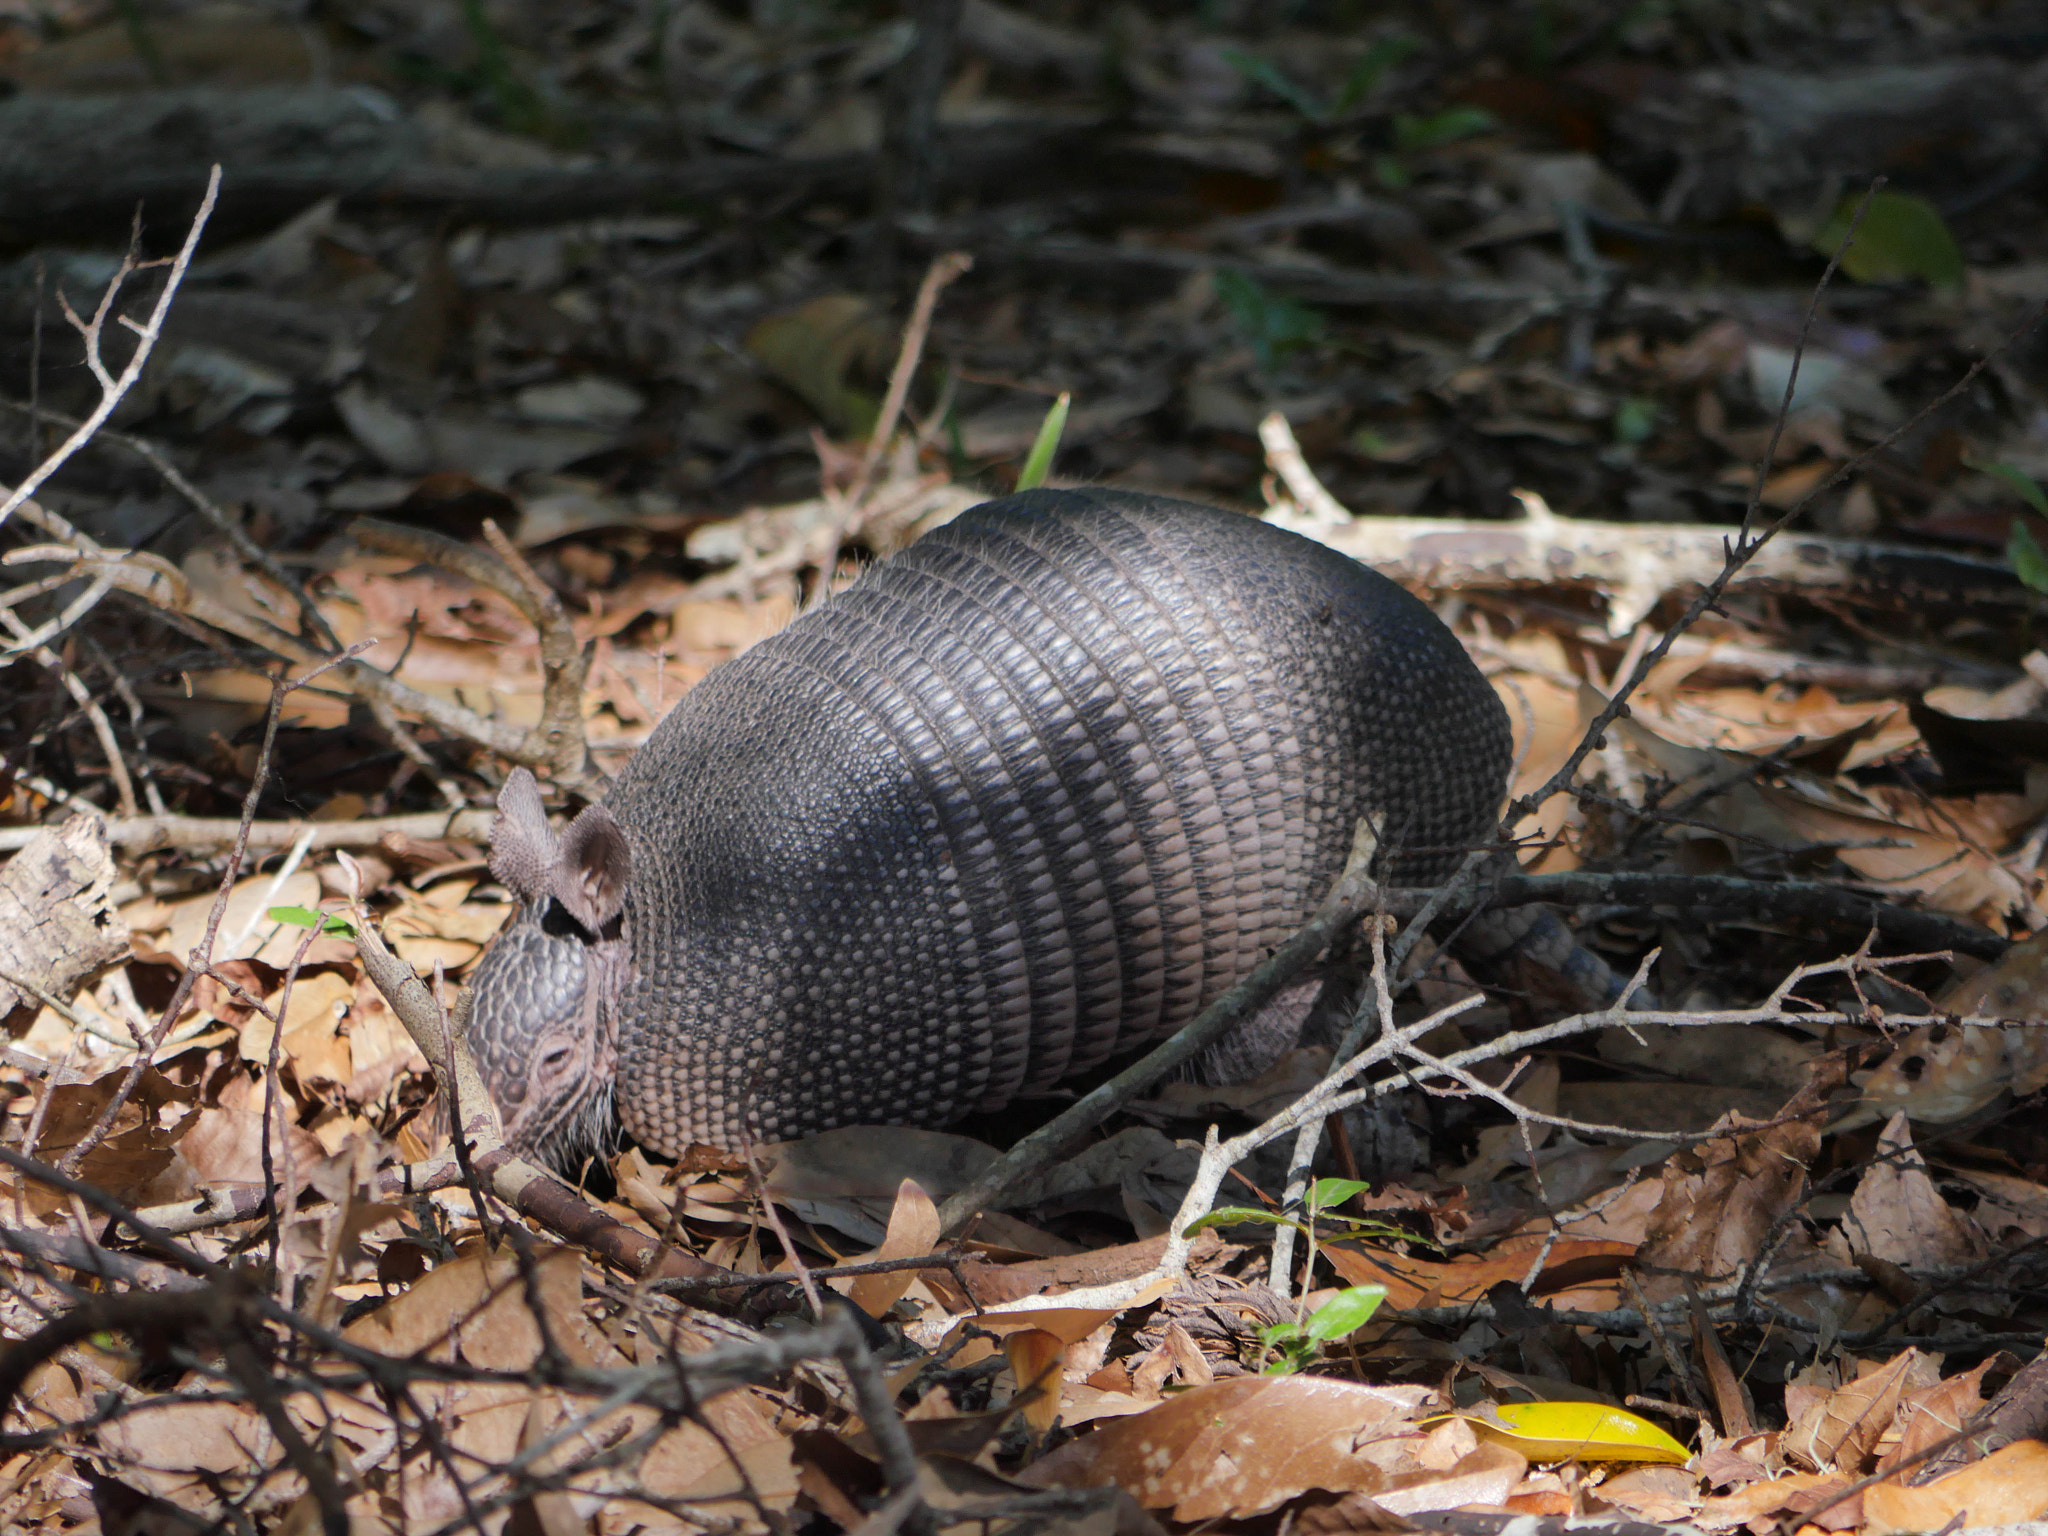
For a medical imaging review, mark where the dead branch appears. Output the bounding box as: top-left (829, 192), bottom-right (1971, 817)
top-left (0, 397), bottom-right (466, 806)
top-left (0, 89), bottom-right (1092, 235)
top-left (351, 517), bottom-right (604, 792)
top-left (1275, 488), bottom-right (2029, 635)
top-left (0, 807), bottom-right (493, 853)
top-left (0, 165), bottom-right (219, 536)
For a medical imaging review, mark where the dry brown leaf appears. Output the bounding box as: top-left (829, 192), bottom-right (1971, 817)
top-left (1596, 1463), bottom-right (1703, 1522)
top-left (1620, 720), bottom-right (2028, 922)
top-left (346, 972), bottom-right (431, 1104)
top-left (243, 969), bottom-right (354, 1084)
top-left (1025, 1376), bottom-right (1434, 1520)
top-left (173, 1102), bottom-right (323, 1190)
top-left (845, 1178), bottom-right (941, 1319)
top-left (1321, 1237), bottom-right (1633, 1312)
top-left (1784, 1349), bottom-right (1930, 1474)
top-left (146, 872), bottom-right (324, 968)
top-left (1843, 1116), bottom-right (1989, 1271)
top-left (602, 1428), bottom-right (797, 1536)
top-left (1005, 1328), bottom-right (1067, 1436)
top-left (1489, 666), bottom-right (1587, 873)
top-left (1876, 1356), bottom-right (2000, 1475)
top-left (1375, 1439), bottom-right (1529, 1516)
top-left (16, 1066), bottom-right (193, 1215)
top-left (382, 886), bottom-right (512, 972)
top-left (343, 1241), bottom-right (594, 1368)
top-left (1863, 1436), bottom-right (2048, 1534)
top-left (97, 1397), bottom-right (294, 1517)
top-left (1634, 1111), bottom-right (1821, 1303)
top-left (1693, 1469), bottom-right (1847, 1530)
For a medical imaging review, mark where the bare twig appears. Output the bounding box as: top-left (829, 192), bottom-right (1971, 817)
top-left (845, 250), bottom-right (973, 511)
top-left (0, 164), bottom-right (220, 534)
top-left (482, 518), bottom-right (599, 791)
top-left (0, 617), bottom-right (139, 815)
top-left (58, 649), bottom-right (360, 1176)
top-left (1259, 410), bottom-right (1351, 528)
top-left (0, 806), bottom-right (494, 854)
top-left (1270, 905), bottom-right (1392, 1301)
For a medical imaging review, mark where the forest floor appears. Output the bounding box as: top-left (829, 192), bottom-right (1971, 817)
top-left (0, 1), bottom-right (2047, 1533)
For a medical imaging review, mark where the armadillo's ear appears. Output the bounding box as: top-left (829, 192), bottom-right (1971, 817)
top-left (552, 804), bottom-right (631, 933)
top-left (489, 768), bottom-right (557, 901)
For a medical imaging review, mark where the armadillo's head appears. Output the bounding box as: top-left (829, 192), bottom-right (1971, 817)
top-left (463, 768), bottom-right (632, 1177)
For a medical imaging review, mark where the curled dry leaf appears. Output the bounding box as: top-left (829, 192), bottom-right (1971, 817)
top-left (380, 884), bottom-right (514, 972)
top-left (1321, 1236), bottom-right (1634, 1312)
top-left (1782, 1349), bottom-right (1934, 1474)
top-left (1633, 1103), bottom-right (1823, 1305)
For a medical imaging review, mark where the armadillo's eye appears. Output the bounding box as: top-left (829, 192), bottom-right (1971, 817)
top-left (540, 1042), bottom-right (573, 1073)
top-left (540, 901), bottom-right (588, 940)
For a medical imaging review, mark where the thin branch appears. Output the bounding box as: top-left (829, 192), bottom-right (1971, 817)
top-left (58, 650), bottom-right (357, 1176)
top-left (0, 165), bottom-right (221, 533)
top-left (848, 250), bottom-right (973, 510)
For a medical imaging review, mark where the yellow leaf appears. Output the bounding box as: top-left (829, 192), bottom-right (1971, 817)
top-left (1433, 1402), bottom-right (1690, 1464)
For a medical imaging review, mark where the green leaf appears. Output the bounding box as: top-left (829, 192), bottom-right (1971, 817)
top-left (2008, 520), bottom-right (2048, 594)
top-left (1216, 268), bottom-right (1327, 371)
top-left (1221, 48), bottom-right (1328, 121)
top-left (1257, 1321), bottom-right (1312, 1375)
top-left (1393, 105), bottom-right (1495, 152)
top-left (1182, 1205), bottom-right (1307, 1237)
top-left (1309, 1177), bottom-right (1370, 1212)
top-left (1331, 34), bottom-right (1421, 115)
top-left (1015, 391), bottom-right (1070, 491)
top-left (1612, 396), bottom-right (1659, 446)
top-left (268, 905), bottom-right (357, 937)
top-left (1969, 456), bottom-right (2048, 517)
top-left (1372, 152), bottom-right (1410, 190)
top-left (1812, 190), bottom-right (1964, 289)
top-left (1303, 1284), bottom-right (1387, 1344)
top-left (1321, 1217), bottom-right (1417, 1246)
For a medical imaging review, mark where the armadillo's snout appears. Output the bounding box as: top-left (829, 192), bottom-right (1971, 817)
top-left (463, 908), bottom-right (620, 1173)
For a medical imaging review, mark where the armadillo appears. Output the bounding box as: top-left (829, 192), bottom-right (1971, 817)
top-left (464, 488), bottom-right (1514, 1168)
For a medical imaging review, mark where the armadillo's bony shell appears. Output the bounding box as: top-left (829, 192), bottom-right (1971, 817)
top-left (601, 488), bottom-right (1511, 1154)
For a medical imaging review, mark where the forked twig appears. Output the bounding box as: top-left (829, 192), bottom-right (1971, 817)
top-left (0, 165), bottom-right (221, 534)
